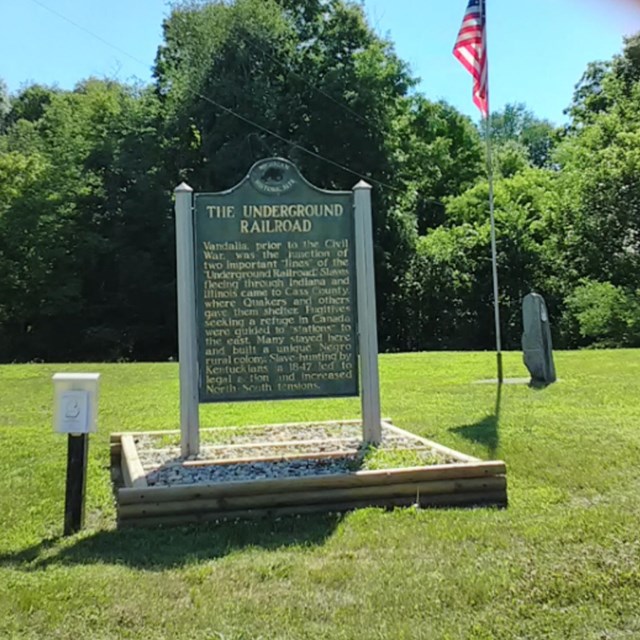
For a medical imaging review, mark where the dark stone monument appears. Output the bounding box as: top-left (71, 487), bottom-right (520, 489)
top-left (522, 292), bottom-right (556, 386)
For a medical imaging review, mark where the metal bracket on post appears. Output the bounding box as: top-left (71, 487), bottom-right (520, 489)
top-left (175, 182), bottom-right (200, 457)
top-left (353, 181), bottom-right (381, 444)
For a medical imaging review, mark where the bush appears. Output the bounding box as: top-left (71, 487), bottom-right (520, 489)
top-left (565, 280), bottom-right (640, 347)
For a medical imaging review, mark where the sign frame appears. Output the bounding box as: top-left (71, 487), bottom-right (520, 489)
top-left (174, 159), bottom-right (381, 456)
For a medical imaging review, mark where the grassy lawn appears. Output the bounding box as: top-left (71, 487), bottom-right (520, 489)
top-left (1, 350), bottom-right (640, 639)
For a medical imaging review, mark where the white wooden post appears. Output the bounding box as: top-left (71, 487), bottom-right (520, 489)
top-left (174, 183), bottom-right (200, 457)
top-left (353, 181), bottom-right (381, 444)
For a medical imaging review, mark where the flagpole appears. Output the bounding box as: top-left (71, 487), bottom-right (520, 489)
top-left (453, 0), bottom-right (503, 383)
top-left (485, 116), bottom-right (503, 384)
top-left (482, 0), bottom-right (503, 384)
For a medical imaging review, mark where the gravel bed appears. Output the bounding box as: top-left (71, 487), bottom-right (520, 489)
top-left (133, 422), bottom-right (451, 487)
top-left (139, 422), bottom-right (394, 449)
top-left (146, 457), bottom-right (362, 486)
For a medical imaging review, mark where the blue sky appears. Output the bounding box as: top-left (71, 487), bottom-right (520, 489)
top-left (2, 0), bottom-right (640, 125)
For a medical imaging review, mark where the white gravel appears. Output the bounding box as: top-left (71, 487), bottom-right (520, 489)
top-left (133, 422), bottom-right (444, 487)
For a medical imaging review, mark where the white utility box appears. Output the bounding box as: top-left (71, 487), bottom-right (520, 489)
top-left (52, 373), bottom-right (101, 435)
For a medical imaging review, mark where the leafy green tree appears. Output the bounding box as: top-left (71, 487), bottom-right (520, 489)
top-left (403, 224), bottom-right (488, 350)
top-left (433, 167), bottom-right (561, 349)
top-left (565, 280), bottom-right (640, 347)
top-left (154, 0), bottom-right (420, 349)
top-left (0, 79), bottom-right (173, 361)
top-left (566, 34), bottom-right (640, 128)
top-left (492, 140), bottom-right (530, 179)
top-left (553, 36), bottom-right (640, 302)
top-left (565, 61), bottom-right (612, 127)
top-left (5, 84), bottom-right (58, 127)
top-left (393, 97), bottom-right (484, 234)
top-left (555, 116), bottom-right (640, 291)
top-left (487, 103), bottom-right (558, 169)
top-left (0, 79), bottom-right (9, 132)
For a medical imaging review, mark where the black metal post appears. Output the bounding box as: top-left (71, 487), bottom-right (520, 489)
top-left (64, 433), bottom-right (89, 536)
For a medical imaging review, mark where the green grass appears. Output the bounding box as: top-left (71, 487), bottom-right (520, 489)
top-left (1, 350), bottom-right (640, 639)
top-left (358, 447), bottom-right (446, 470)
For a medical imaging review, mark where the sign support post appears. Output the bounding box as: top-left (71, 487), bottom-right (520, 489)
top-left (52, 372), bottom-right (100, 536)
top-left (64, 434), bottom-right (88, 536)
top-left (354, 180), bottom-right (381, 444)
top-left (175, 182), bottom-right (200, 457)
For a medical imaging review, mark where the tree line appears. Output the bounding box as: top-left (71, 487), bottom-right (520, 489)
top-left (1, 0), bottom-right (639, 362)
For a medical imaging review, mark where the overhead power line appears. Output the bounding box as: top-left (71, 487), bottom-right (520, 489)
top-left (191, 90), bottom-right (400, 192)
top-left (29, 0), bottom-right (400, 191)
top-left (29, 0), bottom-right (149, 69)
top-left (25, 0), bottom-right (449, 206)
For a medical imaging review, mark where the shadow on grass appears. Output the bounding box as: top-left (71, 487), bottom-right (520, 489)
top-left (0, 513), bottom-right (342, 572)
top-left (529, 378), bottom-right (551, 390)
top-left (450, 383), bottom-right (502, 459)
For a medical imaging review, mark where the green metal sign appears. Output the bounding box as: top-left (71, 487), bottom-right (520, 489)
top-left (194, 158), bottom-right (358, 402)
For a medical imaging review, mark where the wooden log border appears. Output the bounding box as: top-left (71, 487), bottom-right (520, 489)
top-left (118, 476), bottom-right (506, 519)
top-left (113, 419), bottom-right (507, 527)
top-left (121, 435), bottom-right (148, 489)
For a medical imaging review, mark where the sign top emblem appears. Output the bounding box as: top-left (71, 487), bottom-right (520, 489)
top-left (249, 158), bottom-right (297, 195)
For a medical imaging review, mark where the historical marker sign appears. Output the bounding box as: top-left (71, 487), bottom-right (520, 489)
top-left (194, 158), bottom-right (358, 402)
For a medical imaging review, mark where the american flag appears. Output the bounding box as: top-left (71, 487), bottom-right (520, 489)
top-left (453, 0), bottom-right (489, 118)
